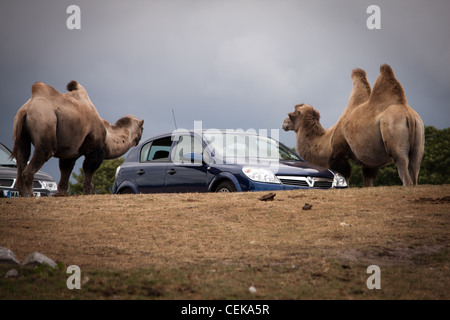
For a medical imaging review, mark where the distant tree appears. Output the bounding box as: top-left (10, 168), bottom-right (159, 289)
top-left (69, 157), bottom-right (125, 195)
top-left (418, 126), bottom-right (450, 185)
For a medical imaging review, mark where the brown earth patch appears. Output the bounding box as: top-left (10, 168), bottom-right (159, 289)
top-left (1, 185), bottom-right (449, 299)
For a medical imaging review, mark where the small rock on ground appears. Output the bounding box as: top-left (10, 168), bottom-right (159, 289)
top-left (22, 252), bottom-right (57, 269)
top-left (0, 246), bottom-right (20, 265)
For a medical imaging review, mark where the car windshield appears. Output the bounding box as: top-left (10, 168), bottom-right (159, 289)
top-left (203, 132), bottom-right (302, 161)
top-left (0, 144), bottom-right (16, 167)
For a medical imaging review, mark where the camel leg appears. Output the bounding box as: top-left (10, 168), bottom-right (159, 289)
top-left (362, 166), bottom-right (379, 187)
top-left (22, 146), bottom-right (52, 197)
top-left (82, 150), bottom-right (104, 195)
top-left (409, 158), bottom-right (421, 185)
top-left (329, 152), bottom-right (352, 183)
top-left (395, 157), bottom-right (413, 186)
top-left (14, 138), bottom-right (31, 197)
top-left (58, 158), bottom-right (77, 195)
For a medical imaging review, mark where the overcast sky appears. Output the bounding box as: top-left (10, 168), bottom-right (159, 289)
top-left (1, 0), bottom-right (449, 183)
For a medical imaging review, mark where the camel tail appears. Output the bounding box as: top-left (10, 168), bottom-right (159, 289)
top-left (406, 113), bottom-right (416, 152)
top-left (11, 109), bottom-right (27, 160)
top-left (408, 114), bottom-right (425, 184)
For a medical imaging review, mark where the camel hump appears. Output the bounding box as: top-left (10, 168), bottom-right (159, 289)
top-left (67, 80), bottom-right (79, 92)
top-left (370, 64), bottom-right (406, 105)
top-left (31, 82), bottom-right (60, 98)
top-left (345, 68), bottom-right (371, 109)
top-left (351, 68), bottom-right (367, 79)
top-left (64, 80), bottom-right (92, 103)
top-left (380, 64), bottom-right (395, 77)
top-left (352, 68), bottom-right (371, 93)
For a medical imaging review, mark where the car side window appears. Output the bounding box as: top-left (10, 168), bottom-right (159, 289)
top-left (172, 135), bottom-right (203, 163)
top-left (140, 137), bottom-right (172, 162)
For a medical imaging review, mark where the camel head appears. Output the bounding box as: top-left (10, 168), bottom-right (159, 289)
top-left (113, 116), bottom-right (144, 146)
top-left (130, 117), bottom-right (144, 146)
top-left (282, 104), bottom-right (321, 133)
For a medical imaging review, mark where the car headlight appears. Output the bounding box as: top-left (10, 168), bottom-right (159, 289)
top-left (40, 180), bottom-right (58, 191)
top-left (242, 167), bottom-right (280, 184)
top-left (332, 172), bottom-right (348, 188)
top-left (115, 166), bottom-right (121, 179)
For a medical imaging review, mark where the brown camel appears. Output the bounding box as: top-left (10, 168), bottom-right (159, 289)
top-left (281, 68), bottom-right (371, 168)
top-left (11, 80), bottom-right (144, 196)
top-left (282, 64), bottom-right (424, 186)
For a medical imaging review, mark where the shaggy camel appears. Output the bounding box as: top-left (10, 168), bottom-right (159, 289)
top-left (12, 81), bottom-right (144, 196)
top-left (282, 64), bottom-right (424, 186)
top-left (281, 68), bottom-right (371, 168)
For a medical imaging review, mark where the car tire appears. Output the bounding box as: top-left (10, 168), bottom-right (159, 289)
top-left (118, 187), bottom-right (136, 194)
top-left (215, 180), bottom-right (236, 193)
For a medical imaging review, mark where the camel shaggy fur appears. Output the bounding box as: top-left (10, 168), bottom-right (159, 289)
top-left (12, 81), bottom-right (144, 196)
top-left (282, 64), bottom-right (424, 186)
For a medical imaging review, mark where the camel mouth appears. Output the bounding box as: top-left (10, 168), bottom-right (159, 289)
top-left (281, 120), bottom-right (291, 131)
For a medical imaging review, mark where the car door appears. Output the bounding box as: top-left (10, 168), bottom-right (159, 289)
top-left (164, 133), bottom-right (209, 193)
top-left (134, 136), bottom-right (172, 193)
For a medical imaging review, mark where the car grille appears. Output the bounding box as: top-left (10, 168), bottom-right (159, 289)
top-left (277, 176), bottom-right (333, 188)
top-left (0, 179), bottom-right (42, 189)
top-left (0, 179), bottom-right (14, 188)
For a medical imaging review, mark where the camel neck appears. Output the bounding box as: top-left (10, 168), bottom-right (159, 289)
top-left (296, 123), bottom-right (332, 168)
top-left (103, 122), bottom-right (133, 159)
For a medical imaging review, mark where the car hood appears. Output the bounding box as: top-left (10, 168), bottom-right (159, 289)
top-left (0, 166), bottom-right (55, 181)
top-left (275, 160), bottom-right (334, 178)
top-left (219, 157), bottom-right (334, 179)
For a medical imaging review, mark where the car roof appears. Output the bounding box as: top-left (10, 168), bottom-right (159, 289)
top-left (139, 129), bottom-right (276, 145)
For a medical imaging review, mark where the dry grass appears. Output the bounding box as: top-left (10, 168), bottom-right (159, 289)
top-left (1, 185), bottom-right (449, 299)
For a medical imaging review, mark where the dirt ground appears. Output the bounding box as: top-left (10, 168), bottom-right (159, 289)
top-left (1, 185), bottom-right (449, 299)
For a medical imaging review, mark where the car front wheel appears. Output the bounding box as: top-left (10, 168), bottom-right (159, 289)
top-left (118, 187), bottom-right (136, 194)
top-left (215, 180), bottom-right (236, 193)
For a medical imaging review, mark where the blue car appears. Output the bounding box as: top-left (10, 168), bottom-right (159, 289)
top-left (112, 129), bottom-right (347, 194)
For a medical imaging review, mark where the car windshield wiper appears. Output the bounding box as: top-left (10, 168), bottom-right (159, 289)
top-left (0, 164), bottom-right (17, 167)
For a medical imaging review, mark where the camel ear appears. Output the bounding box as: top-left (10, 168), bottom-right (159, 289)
top-left (140, 119), bottom-right (144, 126)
